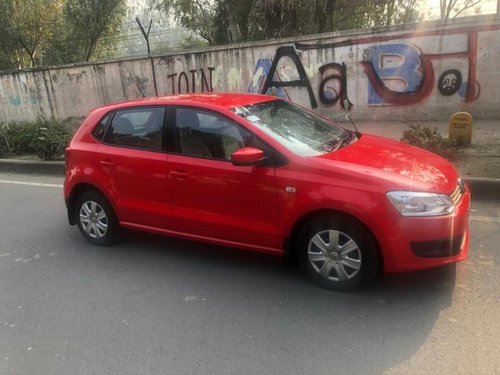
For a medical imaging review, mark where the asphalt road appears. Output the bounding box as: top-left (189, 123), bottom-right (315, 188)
top-left (0, 173), bottom-right (499, 375)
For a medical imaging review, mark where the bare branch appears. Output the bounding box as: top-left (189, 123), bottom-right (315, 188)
top-left (440, 0), bottom-right (482, 21)
top-left (453, 0), bottom-right (482, 18)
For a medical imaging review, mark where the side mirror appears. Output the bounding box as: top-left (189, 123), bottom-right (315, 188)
top-left (231, 147), bottom-right (266, 166)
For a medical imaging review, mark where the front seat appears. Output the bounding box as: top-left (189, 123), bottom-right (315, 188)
top-left (177, 110), bottom-right (212, 158)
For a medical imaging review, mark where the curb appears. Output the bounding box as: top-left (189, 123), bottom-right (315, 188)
top-left (463, 177), bottom-right (500, 201)
top-left (0, 159), bottom-right (498, 200)
top-left (0, 159), bottom-right (65, 176)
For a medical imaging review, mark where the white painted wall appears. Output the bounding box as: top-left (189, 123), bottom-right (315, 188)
top-left (1, 15), bottom-right (499, 123)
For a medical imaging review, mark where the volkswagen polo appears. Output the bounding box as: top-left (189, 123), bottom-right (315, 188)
top-left (64, 93), bottom-right (470, 291)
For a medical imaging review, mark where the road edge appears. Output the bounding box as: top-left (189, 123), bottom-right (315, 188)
top-left (0, 159), bottom-right (65, 176)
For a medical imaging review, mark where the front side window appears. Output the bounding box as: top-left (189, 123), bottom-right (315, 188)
top-left (103, 107), bottom-right (165, 151)
top-left (175, 108), bottom-right (262, 160)
top-left (233, 99), bottom-right (353, 157)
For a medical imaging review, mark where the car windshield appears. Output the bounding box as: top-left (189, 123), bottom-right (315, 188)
top-left (232, 99), bottom-right (352, 156)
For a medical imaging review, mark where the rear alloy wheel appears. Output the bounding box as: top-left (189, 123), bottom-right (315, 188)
top-left (297, 215), bottom-right (379, 291)
top-left (76, 191), bottom-right (118, 246)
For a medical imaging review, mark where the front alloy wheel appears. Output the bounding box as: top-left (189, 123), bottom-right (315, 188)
top-left (308, 230), bottom-right (362, 282)
top-left (297, 214), bottom-right (380, 291)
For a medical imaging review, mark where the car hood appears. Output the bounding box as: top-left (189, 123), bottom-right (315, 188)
top-left (314, 133), bottom-right (458, 193)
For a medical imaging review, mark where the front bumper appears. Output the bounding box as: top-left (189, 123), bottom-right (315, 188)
top-left (376, 185), bottom-right (471, 273)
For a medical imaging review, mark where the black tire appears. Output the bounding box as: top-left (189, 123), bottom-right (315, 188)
top-left (75, 190), bottom-right (119, 246)
top-left (296, 214), bottom-right (380, 292)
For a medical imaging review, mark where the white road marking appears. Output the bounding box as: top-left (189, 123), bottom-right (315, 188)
top-left (0, 179), bottom-right (62, 188)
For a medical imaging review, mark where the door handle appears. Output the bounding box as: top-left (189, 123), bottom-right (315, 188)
top-left (169, 170), bottom-right (189, 180)
top-left (100, 159), bottom-right (115, 167)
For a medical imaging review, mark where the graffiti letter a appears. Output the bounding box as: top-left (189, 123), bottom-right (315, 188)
top-left (262, 46), bottom-right (318, 108)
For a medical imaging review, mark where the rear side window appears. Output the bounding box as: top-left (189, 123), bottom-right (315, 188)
top-left (92, 114), bottom-right (110, 140)
top-left (103, 108), bottom-right (165, 151)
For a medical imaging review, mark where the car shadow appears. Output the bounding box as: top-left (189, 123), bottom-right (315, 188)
top-left (61, 228), bottom-right (456, 374)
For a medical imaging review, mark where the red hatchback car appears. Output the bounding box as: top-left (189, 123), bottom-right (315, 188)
top-left (64, 93), bottom-right (470, 291)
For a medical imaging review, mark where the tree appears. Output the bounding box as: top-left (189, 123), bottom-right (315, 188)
top-left (440, 0), bottom-right (482, 21)
top-left (0, 0), bottom-right (64, 68)
top-left (369, 0), bottom-right (419, 27)
top-left (155, 0), bottom-right (420, 46)
top-left (55, 0), bottom-right (127, 62)
top-left (153, 0), bottom-right (217, 44)
top-left (0, 29), bottom-right (18, 69)
top-left (0, 0), bottom-right (126, 69)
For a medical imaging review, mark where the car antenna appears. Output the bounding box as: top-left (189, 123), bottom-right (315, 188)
top-left (344, 99), bottom-right (359, 133)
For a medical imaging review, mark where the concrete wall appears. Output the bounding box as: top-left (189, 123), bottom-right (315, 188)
top-left (1, 15), bottom-right (500, 123)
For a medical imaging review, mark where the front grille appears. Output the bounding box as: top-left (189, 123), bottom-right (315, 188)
top-left (449, 181), bottom-right (464, 206)
top-left (411, 234), bottom-right (464, 258)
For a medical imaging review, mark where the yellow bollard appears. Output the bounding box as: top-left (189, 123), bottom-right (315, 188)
top-left (448, 112), bottom-right (473, 146)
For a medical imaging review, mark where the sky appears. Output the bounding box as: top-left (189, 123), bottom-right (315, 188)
top-left (421, 0), bottom-right (497, 19)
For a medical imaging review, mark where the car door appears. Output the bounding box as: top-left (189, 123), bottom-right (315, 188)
top-left (96, 106), bottom-right (170, 229)
top-left (167, 106), bottom-right (280, 250)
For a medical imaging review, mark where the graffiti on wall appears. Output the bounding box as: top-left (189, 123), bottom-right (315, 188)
top-left (0, 77), bottom-right (40, 107)
top-left (248, 47), bottom-right (353, 109)
top-left (362, 43), bottom-right (433, 105)
top-left (248, 56), bottom-right (289, 100)
top-left (0, 93), bottom-right (38, 107)
top-left (166, 67), bottom-right (215, 95)
top-left (360, 31), bottom-right (479, 105)
top-left (249, 27), bottom-right (487, 108)
top-left (3, 22), bottom-right (500, 123)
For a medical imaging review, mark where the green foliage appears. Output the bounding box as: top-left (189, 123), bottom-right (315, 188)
top-left (0, 0), bottom-right (483, 70)
top-left (30, 122), bottom-right (73, 160)
top-left (50, 0), bottom-right (127, 64)
top-left (0, 30), bottom-right (18, 70)
top-left (0, 0), bottom-right (424, 69)
top-left (176, 36), bottom-right (210, 50)
top-left (0, 0), bottom-right (126, 70)
top-left (401, 125), bottom-right (462, 160)
top-left (0, 0), bottom-right (65, 68)
top-left (158, 0), bottom-right (221, 44)
top-left (0, 124), bottom-right (9, 157)
top-left (155, 0), bottom-right (421, 45)
top-left (0, 120), bottom-right (72, 160)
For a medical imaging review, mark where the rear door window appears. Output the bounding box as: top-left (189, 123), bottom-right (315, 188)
top-left (104, 107), bottom-right (165, 151)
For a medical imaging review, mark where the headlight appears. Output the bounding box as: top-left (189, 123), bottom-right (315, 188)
top-left (386, 191), bottom-right (454, 216)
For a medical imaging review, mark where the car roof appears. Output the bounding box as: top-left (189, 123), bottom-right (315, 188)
top-left (96, 93), bottom-right (277, 112)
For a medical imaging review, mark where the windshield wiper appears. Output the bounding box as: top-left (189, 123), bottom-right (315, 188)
top-left (328, 131), bottom-right (356, 151)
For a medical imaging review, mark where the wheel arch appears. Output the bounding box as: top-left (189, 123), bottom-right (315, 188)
top-left (67, 183), bottom-right (116, 225)
top-left (285, 208), bottom-right (384, 272)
